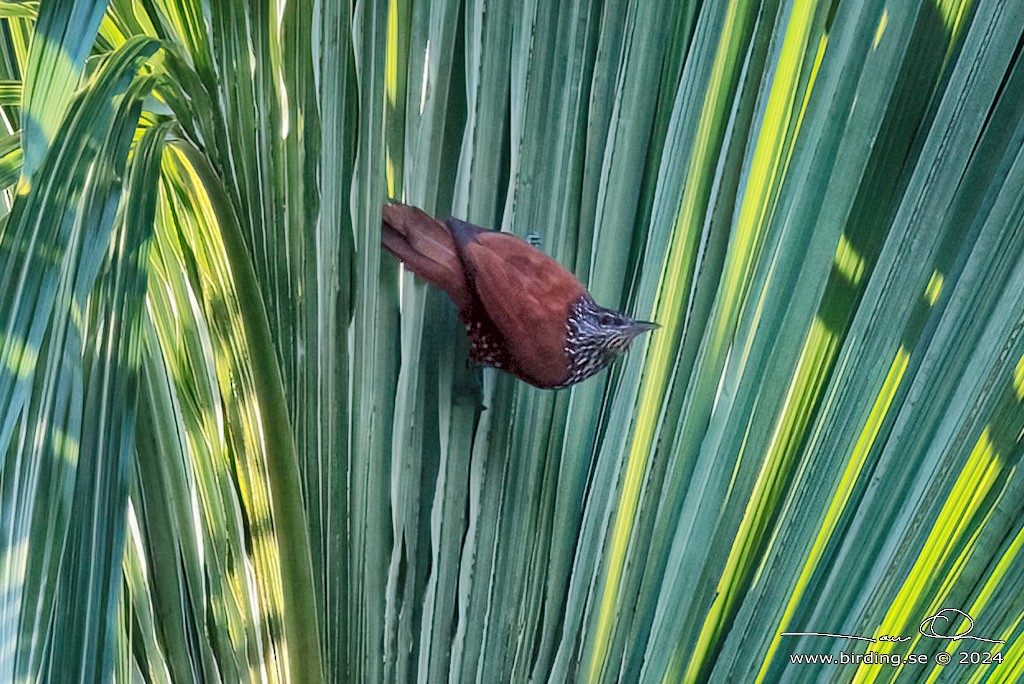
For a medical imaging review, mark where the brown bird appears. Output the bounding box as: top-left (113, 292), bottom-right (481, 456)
top-left (381, 202), bottom-right (657, 389)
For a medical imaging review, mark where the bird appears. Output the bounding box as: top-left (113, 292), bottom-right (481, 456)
top-left (381, 202), bottom-right (657, 389)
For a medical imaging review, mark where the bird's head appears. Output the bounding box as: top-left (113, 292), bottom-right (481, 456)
top-left (562, 296), bottom-right (658, 386)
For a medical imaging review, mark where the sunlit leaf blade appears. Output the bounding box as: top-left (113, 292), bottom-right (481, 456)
top-left (138, 142), bottom-right (294, 682)
top-left (0, 131), bottom-right (22, 189)
top-left (46, 103), bottom-right (166, 684)
top-left (0, 79), bottom-right (19, 104)
top-left (153, 0), bottom-right (328, 675)
top-left (20, 0), bottom-right (107, 176)
top-left (0, 3), bottom-right (37, 21)
top-left (0, 35), bottom-right (158, 682)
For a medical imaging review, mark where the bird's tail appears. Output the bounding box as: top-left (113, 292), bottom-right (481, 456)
top-left (382, 202), bottom-right (470, 309)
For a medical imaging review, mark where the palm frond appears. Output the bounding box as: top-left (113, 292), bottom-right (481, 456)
top-left (1, 0), bottom-right (1023, 682)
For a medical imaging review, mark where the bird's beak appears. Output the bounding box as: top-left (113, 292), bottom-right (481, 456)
top-left (625, 320), bottom-right (659, 335)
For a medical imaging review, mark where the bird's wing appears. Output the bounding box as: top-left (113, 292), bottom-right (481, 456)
top-left (447, 218), bottom-right (583, 388)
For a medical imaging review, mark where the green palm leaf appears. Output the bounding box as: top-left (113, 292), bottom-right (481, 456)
top-left (1, 0), bottom-right (1023, 682)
